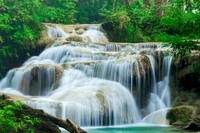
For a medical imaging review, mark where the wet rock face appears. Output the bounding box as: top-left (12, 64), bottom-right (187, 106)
top-left (174, 54), bottom-right (200, 91)
top-left (136, 55), bottom-right (151, 77)
top-left (37, 29), bottom-right (57, 47)
top-left (1, 64), bottom-right (64, 96)
top-left (170, 54), bottom-right (200, 110)
top-left (29, 65), bottom-right (64, 95)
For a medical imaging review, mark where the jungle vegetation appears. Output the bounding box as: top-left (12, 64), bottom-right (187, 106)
top-left (0, 0), bottom-right (200, 78)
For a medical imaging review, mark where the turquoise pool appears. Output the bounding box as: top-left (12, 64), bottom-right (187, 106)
top-left (61, 124), bottom-right (196, 133)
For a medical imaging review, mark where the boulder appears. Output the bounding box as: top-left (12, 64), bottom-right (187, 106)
top-left (15, 64), bottom-right (64, 95)
top-left (169, 99), bottom-right (200, 131)
top-left (37, 27), bottom-right (57, 47)
top-left (167, 105), bottom-right (195, 127)
top-left (66, 35), bottom-right (84, 42)
top-left (76, 29), bottom-right (85, 34)
top-left (184, 114), bottom-right (200, 130)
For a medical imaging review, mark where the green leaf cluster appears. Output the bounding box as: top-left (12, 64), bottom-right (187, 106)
top-left (75, 0), bottom-right (124, 24)
top-left (100, 0), bottom-right (159, 42)
top-left (157, 0), bottom-right (200, 39)
top-left (0, 101), bottom-right (41, 133)
top-left (37, 0), bottom-right (77, 24)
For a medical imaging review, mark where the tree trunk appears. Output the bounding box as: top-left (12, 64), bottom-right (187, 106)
top-left (144, 0), bottom-right (150, 8)
top-left (124, 0), bottom-right (130, 12)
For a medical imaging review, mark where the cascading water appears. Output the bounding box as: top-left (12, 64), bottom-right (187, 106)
top-left (0, 24), bottom-right (172, 126)
top-left (146, 56), bottom-right (172, 113)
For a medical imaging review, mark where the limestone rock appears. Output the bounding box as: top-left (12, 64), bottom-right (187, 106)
top-left (66, 35), bottom-right (84, 42)
top-left (12, 64), bottom-right (64, 96)
top-left (37, 29), bottom-right (57, 47)
top-left (76, 29), bottom-right (85, 34)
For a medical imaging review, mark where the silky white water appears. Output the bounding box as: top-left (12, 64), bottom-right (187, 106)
top-left (0, 24), bottom-right (172, 126)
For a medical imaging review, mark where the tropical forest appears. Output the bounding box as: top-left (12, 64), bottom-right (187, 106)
top-left (0, 0), bottom-right (200, 132)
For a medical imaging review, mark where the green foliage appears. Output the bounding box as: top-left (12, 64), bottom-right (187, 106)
top-left (158, 9), bottom-right (200, 77)
top-left (75, 0), bottom-right (102, 23)
top-left (194, 61), bottom-right (200, 74)
top-left (38, 0), bottom-right (77, 24)
top-left (128, 0), bottom-right (159, 42)
top-left (158, 0), bottom-right (200, 77)
top-left (163, 38), bottom-right (199, 58)
top-left (101, 9), bottom-right (132, 42)
top-left (0, 101), bottom-right (41, 133)
top-left (75, 0), bottom-right (125, 24)
top-left (100, 0), bottom-right (160, 42)
top-left (0, 0), bottom-right (42, 78)
top-left (159, 0), bottom-right (200, 40)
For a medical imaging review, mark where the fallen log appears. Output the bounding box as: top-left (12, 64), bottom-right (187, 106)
top-left (44, 112), bottom-right (87, 133)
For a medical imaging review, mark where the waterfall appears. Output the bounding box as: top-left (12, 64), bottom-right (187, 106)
top-left (0, 24), bottom-right (172, 126)
top-left (146, 56), bottom-right (172, 114)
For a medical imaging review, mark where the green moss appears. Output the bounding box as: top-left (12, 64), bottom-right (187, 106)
top-left (167, 105), bottom-right (194, 125)
top-left (172, 121), bottom-right (188, 127)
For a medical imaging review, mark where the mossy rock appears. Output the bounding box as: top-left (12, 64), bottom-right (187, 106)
top-left (167, 105), bottom-right (195, 125)
top-left (184, 114), bottom-right (200, 130)
top-left (190, 99), bottom-right (200, 115)
top-left (172, 121), bottom-right (189, 127)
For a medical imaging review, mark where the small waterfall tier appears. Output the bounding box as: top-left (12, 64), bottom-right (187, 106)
top-left (0, 24), bottom-right (172, 126)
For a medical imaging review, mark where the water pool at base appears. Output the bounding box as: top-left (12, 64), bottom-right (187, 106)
top-left (61, 125), bottom-right (197, 133)
top-left (85, 127), bottom-right (195, 133)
